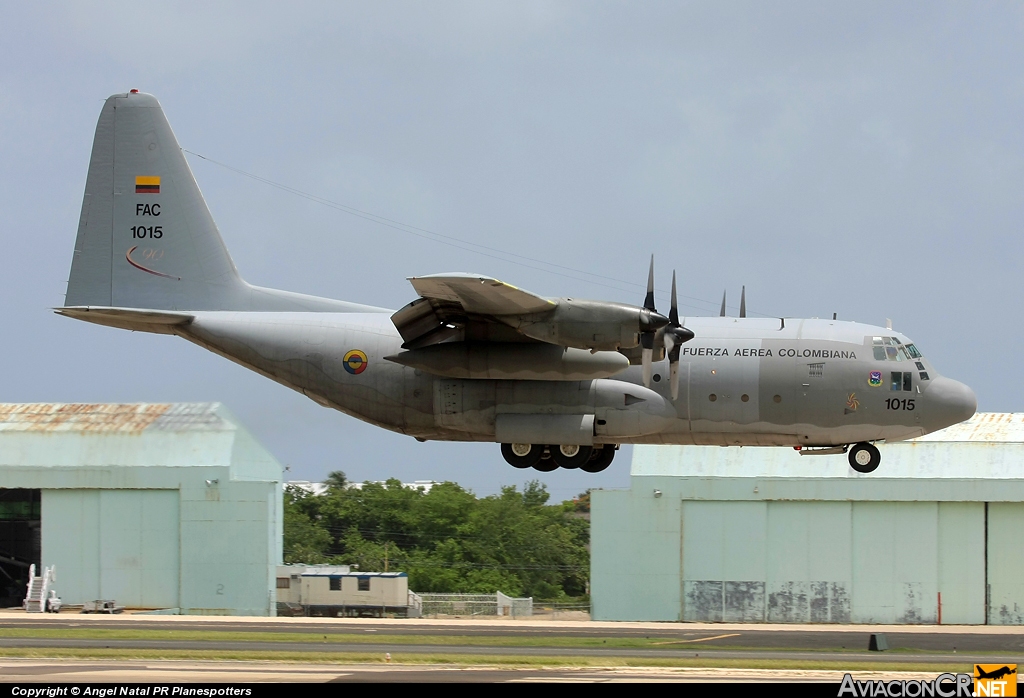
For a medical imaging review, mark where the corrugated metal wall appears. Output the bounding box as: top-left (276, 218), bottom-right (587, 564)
top-left (43, 490), bottom-right (179, 608)
top-left (679, 500), bottom-right (989, 624)
top-left (593, 489), bottom-right (1021, 624)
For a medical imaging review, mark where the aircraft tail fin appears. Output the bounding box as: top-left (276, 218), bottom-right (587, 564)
top-left (65, 91), bottom-right (371, 314)
top-left (66, 91), bottom-right (250, 311)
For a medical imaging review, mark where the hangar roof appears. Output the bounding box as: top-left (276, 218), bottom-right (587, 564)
top-left (0, 403), bottom-right (228, 433)
top-left (0, 403), bottom-right (281, 483)
top-left (631, 413), bottom-right (1024, 483)
top-left (914, 412), bottom-right (1024, 442)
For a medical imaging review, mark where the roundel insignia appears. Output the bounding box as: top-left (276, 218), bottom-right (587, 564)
top-left (868, 371), bottom-right (882, 387)
top-left (343, 349), bottom-right (368, 375)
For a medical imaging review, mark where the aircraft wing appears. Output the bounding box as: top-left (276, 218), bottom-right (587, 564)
top-left (393, 274), bottom-right (554, 349)
top-left (408, 274), bottom-right (554, 315)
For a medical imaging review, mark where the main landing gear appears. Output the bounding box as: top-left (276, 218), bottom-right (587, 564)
top-left (501, 443), bottom-right (617, 473)
top-left (848, 442), bottom-right (881, 473)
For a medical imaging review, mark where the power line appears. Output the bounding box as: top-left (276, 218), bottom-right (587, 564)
top-left (183, 148), bottom-right (769, 316)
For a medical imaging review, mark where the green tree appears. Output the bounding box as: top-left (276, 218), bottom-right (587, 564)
top-left (281, 477), bottom-right (590, 599)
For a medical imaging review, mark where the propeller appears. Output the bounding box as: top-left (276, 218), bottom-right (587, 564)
top-left (639, 256), bottom-right (668, 387)
top-left (662, 271), bottom-right (695, 399)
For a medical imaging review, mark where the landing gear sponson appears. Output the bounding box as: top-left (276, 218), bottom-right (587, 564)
top-left (501, 443), bottom-right (617, 473)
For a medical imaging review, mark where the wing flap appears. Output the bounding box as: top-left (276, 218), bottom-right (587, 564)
top-left (409, 273), bottom-right (554, 316)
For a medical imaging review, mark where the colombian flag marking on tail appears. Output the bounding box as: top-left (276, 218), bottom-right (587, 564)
top-left (135, 176), bottom-right (160, 194)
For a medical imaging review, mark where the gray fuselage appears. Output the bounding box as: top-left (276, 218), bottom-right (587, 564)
top-left (176, 311), bottom-right (976, 447)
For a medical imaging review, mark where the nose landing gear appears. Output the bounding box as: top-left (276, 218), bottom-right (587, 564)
top-left (848, 442), bottom-right (881, 473)
top-left (500, 443), bottom-right (617, 473)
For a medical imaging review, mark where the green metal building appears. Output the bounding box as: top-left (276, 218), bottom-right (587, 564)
top-left (592, 413), bottom-right (1024, 625)
top-left (0, 403), bottom-right (283, 615)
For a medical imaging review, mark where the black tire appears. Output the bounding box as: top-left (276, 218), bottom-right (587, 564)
top-left (532, 451), bottom-right (559, 472)
top-left (581, 444), bottom-right (616, 473)
top-left (849, 442), bottom-right (880, 473)
top-left (501, 443), bottom-right (542, 469)
top-left (550, 444), bottom-right (594, 469)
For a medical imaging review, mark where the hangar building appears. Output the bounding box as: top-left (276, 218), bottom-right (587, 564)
top-left (592, 413), bottom-right (1024, 625)
top-left (0, 403), bottom-right (283, 615)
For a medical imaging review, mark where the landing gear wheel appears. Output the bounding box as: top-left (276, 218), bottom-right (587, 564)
top-left (532, 450), bottom-right (559, 472)
top-left (581, 444), bottom-right (616, 473)
top-left (550, 444), bottom-right (594, 469)
top-left (501, 443), bottom-right (542, 469)
top-left (849, 442), bottom-right (880, 473)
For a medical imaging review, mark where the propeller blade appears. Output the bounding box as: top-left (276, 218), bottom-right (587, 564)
top-left (640, 329), bottom-right (654, 387)
top-left (670, 271), bottom-right (679, 326)
top-left (670, 360), bottom-right (679, 401)
top-left (720, 290), bottom-right (727, 317)
top-left (644, 255), bottom-right (656, 311)
top-left (740, 285), bottom-right (746, 318)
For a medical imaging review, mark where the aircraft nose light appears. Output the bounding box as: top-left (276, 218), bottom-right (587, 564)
top-left (928, 376), bottom-right (977, 427)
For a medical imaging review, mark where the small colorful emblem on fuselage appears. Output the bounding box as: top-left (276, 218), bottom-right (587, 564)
top-left (344, 349), bottom-right (368, 375)
top-left (868, 371), bottom-right (882, 387)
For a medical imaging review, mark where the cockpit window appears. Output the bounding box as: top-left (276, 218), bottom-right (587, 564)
top-left (871, 336), bottom-right (919, 362)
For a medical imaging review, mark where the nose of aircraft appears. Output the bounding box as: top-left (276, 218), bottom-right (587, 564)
top-left (926, 376), bottom-right (977, 430)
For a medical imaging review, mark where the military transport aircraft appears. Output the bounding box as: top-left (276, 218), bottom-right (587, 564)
top-left (57, 92), bottom-right (977, 474)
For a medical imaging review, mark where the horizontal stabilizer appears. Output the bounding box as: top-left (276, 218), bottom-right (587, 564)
top-left (55, 306), bottom-right (194, 334)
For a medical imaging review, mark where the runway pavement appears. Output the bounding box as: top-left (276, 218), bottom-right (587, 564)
top-left (1, 613), bottom-right (1022, 653)
top-left (0, 613), bottom-right (1021, 682)
top-left (0, 659), bottom-right (977, 683)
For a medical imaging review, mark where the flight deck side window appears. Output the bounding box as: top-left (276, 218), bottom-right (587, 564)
top-left (891, 372), bottom-right (913, 391)
top-left (906, 344), bottom-right (923, 359)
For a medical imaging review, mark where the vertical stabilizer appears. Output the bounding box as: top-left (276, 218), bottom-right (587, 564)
top-left (67, 91), bottom-right (247, 310)
top-left (65, 92), bottom-right (371, 314)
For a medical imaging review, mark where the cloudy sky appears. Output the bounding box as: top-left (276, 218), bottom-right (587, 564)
top-left (2, 2), bottom-right (1021, 500)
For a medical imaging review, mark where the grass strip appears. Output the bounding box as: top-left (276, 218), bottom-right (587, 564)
top-left (0, 647), bottom-right (976, 672)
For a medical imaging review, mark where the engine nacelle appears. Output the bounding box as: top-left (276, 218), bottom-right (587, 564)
top-left (505, 299), bottom-right (662, 351)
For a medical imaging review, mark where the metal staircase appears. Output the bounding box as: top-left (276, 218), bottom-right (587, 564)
top-left (23, 564), bottom-right (55, 613)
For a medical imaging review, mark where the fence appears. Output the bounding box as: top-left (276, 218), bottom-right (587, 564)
top-left (418, 592), bottom-right (533, 618)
